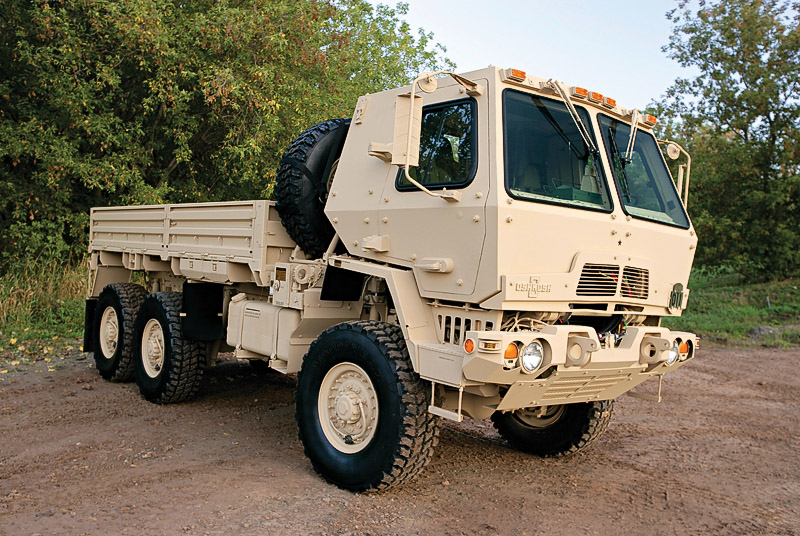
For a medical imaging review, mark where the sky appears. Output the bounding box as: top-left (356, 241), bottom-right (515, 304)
top-left (371, 0), bottom-right (695, 110)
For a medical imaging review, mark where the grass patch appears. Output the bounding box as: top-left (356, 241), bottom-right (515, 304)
top-left (0, 262), bottom-right (85, 354)
top-left (663, 267), bottom-right (800, 347)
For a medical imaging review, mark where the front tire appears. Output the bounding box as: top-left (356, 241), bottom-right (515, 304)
top-left (295, 321), bottom-right (439, 492)
top-left (133, 292), bottom-right (206, 404)
top-left (92, 283), bottom-right (146, 381)
top-left (491, 400), bottom-right (614, 457)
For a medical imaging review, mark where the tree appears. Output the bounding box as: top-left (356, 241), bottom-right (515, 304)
top-left (654, 0), bottom-right (800, 279)
top-left (0, 0), bottom-right (451, 270)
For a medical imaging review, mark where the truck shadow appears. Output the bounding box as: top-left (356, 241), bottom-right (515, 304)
top-left (200, 359), bottom-right (297, 399)
top-left (198, 360), bottom-right (515, 454)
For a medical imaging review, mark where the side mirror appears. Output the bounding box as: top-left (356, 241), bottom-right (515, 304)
top-left (417, 73), bottom-right (438, 93)
top-left (666, 143), bottom-right (681, 160)
top-left (659, 139), bottom-right (691, 209)
top-left (368, 93), bottom-right (423, 166)
top-left (391, 93), bottom-right (424, 167)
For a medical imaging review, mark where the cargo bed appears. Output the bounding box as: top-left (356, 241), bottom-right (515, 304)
top-left (89, 200), bottom-right (295, 287)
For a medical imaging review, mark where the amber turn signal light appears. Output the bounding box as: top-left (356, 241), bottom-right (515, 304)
top-left (464, 338), bottom-right (475, 353)
top-left (504, 343), bottom-right (519, 360)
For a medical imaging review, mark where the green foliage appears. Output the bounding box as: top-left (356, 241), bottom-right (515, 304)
top-left (663, 267), bottom-right (800, 347)
top-left (654, 0), bottom-right (800, 280)
top-left (0, 0), bottom-right (451, 268)
top-left (0, 261), bottom-right (85, 341)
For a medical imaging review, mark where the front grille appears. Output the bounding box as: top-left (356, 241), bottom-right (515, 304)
top-left (620, 266), bottom-right (649, 299)
top-left (576, 264), bottom-right (620, 296)
top-left (435, 313), bottom-right (494, 346)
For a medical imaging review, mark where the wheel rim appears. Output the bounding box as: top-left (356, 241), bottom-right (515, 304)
top-left (98, 306), bottom-right (119, 358)
top-left (321, 158), bottom-right (340, 203)
top-left (141, 318), bottom-right (166, 379)
top-left (513, 405), bottom-right (566, 428)
top-left (318, 362), bottom-right (379, 454)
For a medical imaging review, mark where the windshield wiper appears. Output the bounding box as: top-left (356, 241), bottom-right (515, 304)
top-left (546, 80), bottom-right (598, 156)
top-left (545, 80), bottom-right (604, 193)
top-left (607, 128), bottom-right (632, 202)
top-left (624, 109), bottom-right (641, 163)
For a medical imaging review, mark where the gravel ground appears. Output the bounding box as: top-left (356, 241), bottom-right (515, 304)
top-left (0, 345), bottom-right (798, 535)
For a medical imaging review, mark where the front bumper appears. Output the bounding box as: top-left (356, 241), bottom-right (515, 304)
top-left (460, 325), bottom-right (696, 410)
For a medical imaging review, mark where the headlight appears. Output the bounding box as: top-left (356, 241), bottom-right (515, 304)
top-left (521, 341), bottom-right (544, 372)
top-left (666, 341), bottom-right (679, 365)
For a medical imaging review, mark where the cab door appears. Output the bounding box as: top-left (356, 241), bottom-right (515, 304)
top-left (377, 79), bottom-right (489, 298)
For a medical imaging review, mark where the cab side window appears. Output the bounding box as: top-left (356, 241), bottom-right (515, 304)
top-left (397, 99), bottom-right (476, 190)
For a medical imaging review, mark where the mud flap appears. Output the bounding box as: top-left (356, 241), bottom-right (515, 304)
top-left (320, 265), bottom-right (365, 302)
top-left (181, 282), bottom-right (224, 341)
top-left (83, 298), bottom-right (97, 352)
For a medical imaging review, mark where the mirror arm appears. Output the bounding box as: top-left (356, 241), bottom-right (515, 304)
top-left (683, 153), bottom-right (691, 208)
top-left (450, 73), bottom-right (484, 96)
top-left (402, 166), bottom-right (462, 202)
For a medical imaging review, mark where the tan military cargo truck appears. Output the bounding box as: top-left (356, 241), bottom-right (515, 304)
top-left (83, 66), bottom-right (698, 492)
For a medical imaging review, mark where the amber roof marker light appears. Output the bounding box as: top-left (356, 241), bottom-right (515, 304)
top-left (570, 86), bottom-right (589, 99)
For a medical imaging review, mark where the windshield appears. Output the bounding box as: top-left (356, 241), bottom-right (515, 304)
top-left (503, 90), bottom-right (612, 211)
top-left (598, 115), bottom-right (690, 228)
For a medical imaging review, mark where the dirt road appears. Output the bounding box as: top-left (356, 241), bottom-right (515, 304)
top-left (0, 345), bottom-right (798, 535)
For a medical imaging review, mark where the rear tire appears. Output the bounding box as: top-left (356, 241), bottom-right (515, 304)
top-left (491, 400), bottom-right (614, 457)
top-left (295, 321), bottom-right (439, 492)
top-left (92, 283), bottom-right (146, 382)
top-left (133, 292), bottom-right (205, 404)
top-left (275, 118), bottom-right (350, 258)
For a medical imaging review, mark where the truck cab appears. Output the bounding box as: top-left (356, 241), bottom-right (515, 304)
top-left (325, 66), bottom-right (697, 418)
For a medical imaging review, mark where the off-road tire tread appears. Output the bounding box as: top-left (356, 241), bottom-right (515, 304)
top-left (139, 292), bottom-right (205, 404)
top-left (296, 321), bottom-right (439, 492)
top-left (492, 400), bottom-right (615, 458)
top-left (274, 119), bottom-right (350, 258)
top-left (95, 283), bottom-right (146, 382)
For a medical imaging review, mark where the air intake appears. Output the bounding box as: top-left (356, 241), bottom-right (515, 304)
top-left (620, 266), bottom-right (649, 299)
top-left (576, 264), bottom-right (620, 296)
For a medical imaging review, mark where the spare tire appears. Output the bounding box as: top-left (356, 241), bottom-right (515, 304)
top-left (275, 118), bottom-right (351, 258)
